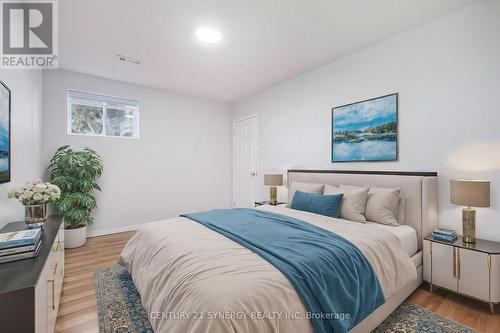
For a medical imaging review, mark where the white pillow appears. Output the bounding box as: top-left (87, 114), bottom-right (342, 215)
top-left (365, 186), bottom-right (401, 226)
top-left (288, 182), bottom-right (324, 207)
top-left (323, 184), bottom-right (369, 223)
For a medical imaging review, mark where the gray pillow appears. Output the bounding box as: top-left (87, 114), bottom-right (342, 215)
top-left (288, 182), bottom-right (324, 207)
top-left (323, 184), bottom-right (369, 223)
top-left (365, 186), bottom-right (401, 226)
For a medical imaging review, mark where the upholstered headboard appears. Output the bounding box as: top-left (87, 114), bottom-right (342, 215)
top-left (287, 170), bottom-right (438, 250)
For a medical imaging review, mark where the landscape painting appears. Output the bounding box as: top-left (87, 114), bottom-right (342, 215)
top-left (332, 93), bottom-right (398, 162)
top-left (0, 82), bottom-right (10, 183)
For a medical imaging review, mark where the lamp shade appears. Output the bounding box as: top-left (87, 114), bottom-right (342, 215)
top-left (450, 179), bottom-right (490, 207)
top-left (264, 174), bottom-right (283, 186)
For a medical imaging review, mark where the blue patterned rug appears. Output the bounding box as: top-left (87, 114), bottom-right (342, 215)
top-left (372, 301), bottom-right (480, 333)
top-left (95, 264), bottom-right (479, 333)
top-left (94, 264), bottom-right (153, 332)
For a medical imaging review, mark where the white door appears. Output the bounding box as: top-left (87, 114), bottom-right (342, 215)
top-left (233, 116), bottom-right (259, 208)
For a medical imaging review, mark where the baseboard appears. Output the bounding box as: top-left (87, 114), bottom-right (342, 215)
top-left (87, 218), bottom-right (176, 238)
top-left (87, 223), bottom-right (144, 237)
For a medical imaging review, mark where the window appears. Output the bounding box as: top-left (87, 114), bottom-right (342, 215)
top-left (68, 90), bottom-right (139, 138)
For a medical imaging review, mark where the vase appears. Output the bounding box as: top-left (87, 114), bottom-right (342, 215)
top-left (25, 204), bottom-right (48, 228)
top-left (65, 225), bottom-right (87, 248)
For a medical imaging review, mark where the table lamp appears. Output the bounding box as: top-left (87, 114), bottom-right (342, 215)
top-left (264, 174), bottom-right (283, 205)
top-left (450, 179), bottom-right (490, 243)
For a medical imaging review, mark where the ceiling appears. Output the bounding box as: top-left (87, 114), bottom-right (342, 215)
top-left (59, 0), bottom-right (475, 102)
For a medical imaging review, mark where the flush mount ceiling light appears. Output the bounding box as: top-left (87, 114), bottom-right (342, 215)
top-left (195, 26), bottom-right (222, 44)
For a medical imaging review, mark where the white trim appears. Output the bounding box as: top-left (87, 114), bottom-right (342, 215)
top-left (233, 113), bottom-right (258, 124)
top-left (232, 114), bottom-right (260, 207)
top-left (67, 132), bottom-right (140, 140)
top-left (67, 89), bottom-right (140, 105)
top-left (87, 223), bottom-right (145, 238)
top-left (66, 89), bottom-right (140, 139)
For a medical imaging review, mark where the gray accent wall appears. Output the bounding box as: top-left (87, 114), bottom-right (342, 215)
top-left (231, 0), bottom-right (500, 241)
top-left (42, 70), bottom-right (232, 235)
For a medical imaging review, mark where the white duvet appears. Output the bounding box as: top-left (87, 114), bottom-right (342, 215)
top-left (119, 206), bottom-right (417, 333)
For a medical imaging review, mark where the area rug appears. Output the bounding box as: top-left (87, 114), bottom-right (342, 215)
top-left (95, 264), bottom-right (153, 333)
top-left (372, 301), bottom-right (480, 333)
top-left (95, 264), bottom-right (479, 333)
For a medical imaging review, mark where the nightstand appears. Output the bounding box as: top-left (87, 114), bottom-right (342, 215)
top-left (254, 201), bottom-right (287, 207)
top-left (0, 217), bottom-right (64, 333)
top-left (423, 234), bottom-right (500, 313)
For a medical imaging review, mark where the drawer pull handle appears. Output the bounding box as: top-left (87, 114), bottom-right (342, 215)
top-left (53, 263), bottom-right (58, 276)
top-left (48, 279), bottom-right (55, 310)
top-left (457, 249), bottom-right (461, 279)
top-left (453, 247), bottom-right (456, 278)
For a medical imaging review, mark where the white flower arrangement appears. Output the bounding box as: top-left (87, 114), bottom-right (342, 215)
top-left (8, 179), bottom-right (61, 205)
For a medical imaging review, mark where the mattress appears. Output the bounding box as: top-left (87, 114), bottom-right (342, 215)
top-left (120, 206), bottom-right (417, 333)
top-left (367, 222), bottom-right (418, 257)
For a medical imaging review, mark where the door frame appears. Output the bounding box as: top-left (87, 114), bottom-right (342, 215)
top-left (232, 114), bottom-right (260, 207)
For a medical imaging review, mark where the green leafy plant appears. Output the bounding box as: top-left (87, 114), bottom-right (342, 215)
top-left (48, 146), bottom-right (103, 229)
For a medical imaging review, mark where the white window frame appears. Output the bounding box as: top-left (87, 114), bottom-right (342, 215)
top-left (67, 89), bottom-right (140, 139)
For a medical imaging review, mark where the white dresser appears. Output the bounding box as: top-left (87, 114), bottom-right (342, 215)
top-left (0, 217), bottom-right (64, 333)
top-left (423, 234), bottom-right (500, 313)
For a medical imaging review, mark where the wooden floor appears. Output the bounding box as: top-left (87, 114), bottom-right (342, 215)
top-left (55, 231), bottom-right (500, 333)
top-left (408, 286), bottom-right (500, 333)
top-left (55, 231), bottom-right (135, 333)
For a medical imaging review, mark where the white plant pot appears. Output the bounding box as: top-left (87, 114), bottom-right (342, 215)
top-left (65, 225), bottom-right (88, 248)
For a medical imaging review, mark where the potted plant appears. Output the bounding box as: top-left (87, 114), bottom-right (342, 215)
top-left (49, 145), bottom-right (103, 248)
top-left (8, 180), bottom-right (61, 228)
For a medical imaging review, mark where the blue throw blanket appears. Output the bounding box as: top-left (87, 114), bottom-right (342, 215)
top-left (181, 208), bottom-right (385, 333)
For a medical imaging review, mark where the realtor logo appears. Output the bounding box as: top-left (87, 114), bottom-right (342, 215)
top-left (1, 0), bottom-right (58, 68)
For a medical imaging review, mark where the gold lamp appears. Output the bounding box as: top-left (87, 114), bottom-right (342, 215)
top-left (264, 174), bottom-right (283, 205)
top-left (450, 179), bottom-right (490, 243)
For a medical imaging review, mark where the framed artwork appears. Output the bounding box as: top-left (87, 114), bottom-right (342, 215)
top-left (331, 93), bottom-right (398, 162)
top-left (0, 81), bottom-right (11, 183)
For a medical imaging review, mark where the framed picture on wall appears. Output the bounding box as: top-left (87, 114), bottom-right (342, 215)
top-left (331, 93), bottom-right (398, 162)
top-left (0, 81), bottom-right (11, 183)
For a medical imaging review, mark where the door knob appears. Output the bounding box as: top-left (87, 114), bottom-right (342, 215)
top-left (251, 172), bottom-right (257, 176)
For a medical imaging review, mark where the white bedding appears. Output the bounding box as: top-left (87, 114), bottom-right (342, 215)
top-left (119, 206), bottom-right (417, 333)
top-left (366, 222), bottom-right (418, 256)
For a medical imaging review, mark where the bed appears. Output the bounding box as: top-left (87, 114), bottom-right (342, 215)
top-left (119, 170), bottom-right (438, 333)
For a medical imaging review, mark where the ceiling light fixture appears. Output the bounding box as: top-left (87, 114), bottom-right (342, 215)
top-left (195, 26), bottom-right (222, 44)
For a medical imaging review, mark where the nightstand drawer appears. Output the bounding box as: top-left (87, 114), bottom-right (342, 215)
top-left (430, 241), bottom-right (457, 292)
top-left (458, 248), bottom-right (489, 301)
top-left (491, 255), bottom-right (500, 303)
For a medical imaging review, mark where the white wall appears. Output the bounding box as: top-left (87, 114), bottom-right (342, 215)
top-left (0, 70), bottom-right (44, 229)
top-left (232, 0), bottom-right (500, 241)
top-left (43, 70), bottom-right (232, 235)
